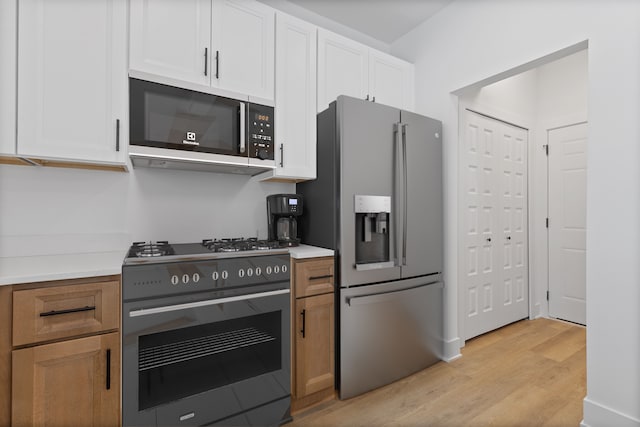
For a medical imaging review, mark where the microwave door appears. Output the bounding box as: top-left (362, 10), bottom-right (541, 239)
top-left (129, 78), bottom-right (246, 158)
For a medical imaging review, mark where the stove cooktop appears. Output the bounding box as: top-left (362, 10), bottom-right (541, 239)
top-left (124, 238), bottom-right (289, 265)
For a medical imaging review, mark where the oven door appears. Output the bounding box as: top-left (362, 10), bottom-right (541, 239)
top-left (122, 286), bottom-right (291, 426)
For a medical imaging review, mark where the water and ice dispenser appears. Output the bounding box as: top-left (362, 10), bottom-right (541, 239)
top-left (354, 195), bottom-right (394, 270)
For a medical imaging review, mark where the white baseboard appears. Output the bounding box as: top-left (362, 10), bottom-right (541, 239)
top-left (583, 397), bottom-right (640, 427)
top-left (443, 336), bottom-right (462, 362)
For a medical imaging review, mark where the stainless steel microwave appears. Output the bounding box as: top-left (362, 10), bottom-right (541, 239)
top-left (128, 77), bottom-right (275, 175)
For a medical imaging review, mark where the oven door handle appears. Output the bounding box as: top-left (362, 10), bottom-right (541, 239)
top-left (128, 288), bottom-right (290, 317)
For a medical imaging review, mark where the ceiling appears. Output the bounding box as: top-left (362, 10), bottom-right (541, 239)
top-left (287, 0), bottom-right (453, 44)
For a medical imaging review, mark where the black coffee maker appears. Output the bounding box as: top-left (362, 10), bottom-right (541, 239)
top-left (267, 194), bottom-right (303, 247)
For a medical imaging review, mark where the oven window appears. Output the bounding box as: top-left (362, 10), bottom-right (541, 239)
top-left (137, 311), bottom-right (281, 411)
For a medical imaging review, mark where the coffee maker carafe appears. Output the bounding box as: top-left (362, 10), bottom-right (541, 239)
top-left (267, 194), bottom-right (303, 247)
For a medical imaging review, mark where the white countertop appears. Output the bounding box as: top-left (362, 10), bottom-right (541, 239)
top-left (0, 245), bottom-right (333, 286)
top-left (0, 251), bottom-right (126, 286)
top-left (289, 244), bottom-right (334, 259)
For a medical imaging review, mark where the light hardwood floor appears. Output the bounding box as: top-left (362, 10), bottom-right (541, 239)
top-left (288, 318), bottom-right (586, 427)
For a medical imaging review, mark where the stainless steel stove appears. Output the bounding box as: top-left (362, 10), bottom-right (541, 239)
top-left (122, 238), bottom-right (291, 427)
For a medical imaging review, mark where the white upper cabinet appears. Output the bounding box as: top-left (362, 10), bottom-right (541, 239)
top-left (261, 12), bottom-right (316, 181)
top-left (130, 0), bottom-right (275, 102)
top-left (317, 29), bottom-right (368, 112)
top-left (129, 0), bottom-right (211, 86)
top-left (212, 0), bottom-right (274, 102)
top-left (0, 0), bottom-right (16, 156)
top-left (317, 28), bottom-right (415, 112)
top-left (368, 50), bottom-right (415, 111)
top-left (17, 0), bottom-right (128, 165)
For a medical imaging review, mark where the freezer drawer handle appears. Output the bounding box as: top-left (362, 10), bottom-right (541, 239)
top-left (40, 305), bottom-right (96, 317)
top-left (346, 281), bottom-right (441, 306)
top-left (128, 289), bottom-right (290, 317)
top-left (300, 309), bottom-right (306, 338)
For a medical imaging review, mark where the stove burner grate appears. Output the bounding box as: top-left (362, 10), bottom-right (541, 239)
top-left (131, 241), bottom-right (172, 258)
top-left (202, 237), bottom-right (280, 253)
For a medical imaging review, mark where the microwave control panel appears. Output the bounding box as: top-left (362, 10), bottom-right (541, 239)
top-left (248, 104), bottom-right (274, 161)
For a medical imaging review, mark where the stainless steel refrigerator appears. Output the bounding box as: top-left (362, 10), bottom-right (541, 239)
top-left (297, 95), bottom-right (444, 399)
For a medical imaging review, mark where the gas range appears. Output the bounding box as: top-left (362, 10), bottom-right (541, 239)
top-left (123, 238), bottom-right (288, 265)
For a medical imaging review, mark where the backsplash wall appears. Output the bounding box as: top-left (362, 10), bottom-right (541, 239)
top-left (0, 164), bottom-right (294, 257)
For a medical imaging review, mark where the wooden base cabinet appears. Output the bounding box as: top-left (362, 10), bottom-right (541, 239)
top-left (2, 276), bottom-right (121, 427)
top-left (12, 332), bottom-right (120, 427)
top-left (291, 257), bottom-right (335, 412)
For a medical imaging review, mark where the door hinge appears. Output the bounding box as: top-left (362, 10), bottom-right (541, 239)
top-left (546, 290), bottom-right (549, 301)
top-left (545, 217), bottom-right (549, 228)
top-left (544, 144), bottom-right (549, 156)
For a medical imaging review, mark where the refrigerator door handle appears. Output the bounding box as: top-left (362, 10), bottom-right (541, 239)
top-left (401, 123), bottom-right (408, 266)
top-left (394, 122), bottom-right (402, 267)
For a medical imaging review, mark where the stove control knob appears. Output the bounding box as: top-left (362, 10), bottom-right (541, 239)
top-left (171, 275), bottom-right (179, 285)
top-left (222, 270), bottom-right (229, 280)
top-left (255, 267), bottom-right (262, 276)
top-left (266, 266), bottom-right (272, 275)
top-left (282, 264), bottom-right (288, 273)
top-left (274, 265), bottom-right (280, 274)
top-left (182, 274), bottom-right (189, 284)
top-left (192, 273), bottom-right (200, 283)
top-left (247, 268), bottom-right (253, 277)
top-left (239, 269), bottom-right (245, 278)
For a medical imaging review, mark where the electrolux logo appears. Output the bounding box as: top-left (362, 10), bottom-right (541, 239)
top-left (182, 131), bottom-right (199, 145)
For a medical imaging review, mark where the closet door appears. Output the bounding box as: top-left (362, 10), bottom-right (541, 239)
top-left (462, 110), bottom-right (528, 340)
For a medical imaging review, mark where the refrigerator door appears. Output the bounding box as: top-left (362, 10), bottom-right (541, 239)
top-left (338, 96), bottom-right (402, 287)
top-left (399, 110), bottom-right (443, 278)
top-left (339, 277), bottom-right (443, 399)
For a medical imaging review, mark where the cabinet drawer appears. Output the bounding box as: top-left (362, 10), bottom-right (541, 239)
top-left (13, 281), bottom-right (119, 346)
top-left (294, 257), bottom-right (334, 298)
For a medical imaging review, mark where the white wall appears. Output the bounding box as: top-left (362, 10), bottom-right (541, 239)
top-left (392, 2), bottom-right (639, 426)
top-left (0, 164), bottom-right (294, 257)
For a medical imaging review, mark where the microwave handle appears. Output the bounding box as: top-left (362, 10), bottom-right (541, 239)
top-left (239, 102), bottom-right (246, 153)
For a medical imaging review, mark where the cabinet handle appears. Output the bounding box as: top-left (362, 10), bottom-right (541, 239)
top-left (215, 50), bottom-right (220, 79)
top-left (39, 305), bottom-right (96, 317)
top-left (279, 143), bottom-right (284, 167)
top-left (204, 48), bottom-right (208, 76)
top-left (372, 96), bottom-right (376, 102)
top-left (115, 119), bottom-right (120, 152)
top-left (300, 309), bottom-right (306, 338)
top-left (365, 94), bottom-right (370, 101)
top-left (309, 274), bottom-right (332, 281)
top-left (106, 349), bottom-right (111, 390)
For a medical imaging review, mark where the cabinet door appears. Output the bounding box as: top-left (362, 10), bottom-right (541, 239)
top-left (317, 29), bottom-right (369, 112)
top-left (12, 332), bottom-right (120, 427)
top-left (130, 0), bottom-right (211, 85)
top-left (212, 0), bottom-right (275, 101)
top-left (17, 0), bottom-right (127, 165)
top-left (368, 49), bottom-right (415, 111)
top-left (295, 293), bottom-right (335, 397)
top-left (0, 0), bottom-right (16, 155)
top-left (273, 12), bottom-right (317, 180)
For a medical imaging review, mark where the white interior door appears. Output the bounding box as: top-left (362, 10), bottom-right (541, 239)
top-left (462, 110), bottom-right (529, 340)
top-left (548, 123), bottom-right (588, 325)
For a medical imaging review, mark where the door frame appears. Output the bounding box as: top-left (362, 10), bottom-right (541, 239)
top-left (457, 99), bottom-right (534, 345)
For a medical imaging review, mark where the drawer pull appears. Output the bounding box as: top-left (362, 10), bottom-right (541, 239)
top-left (309, 274), bottom-right (332, 281)
top-left (39, 305), bottom-right (96, 317)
